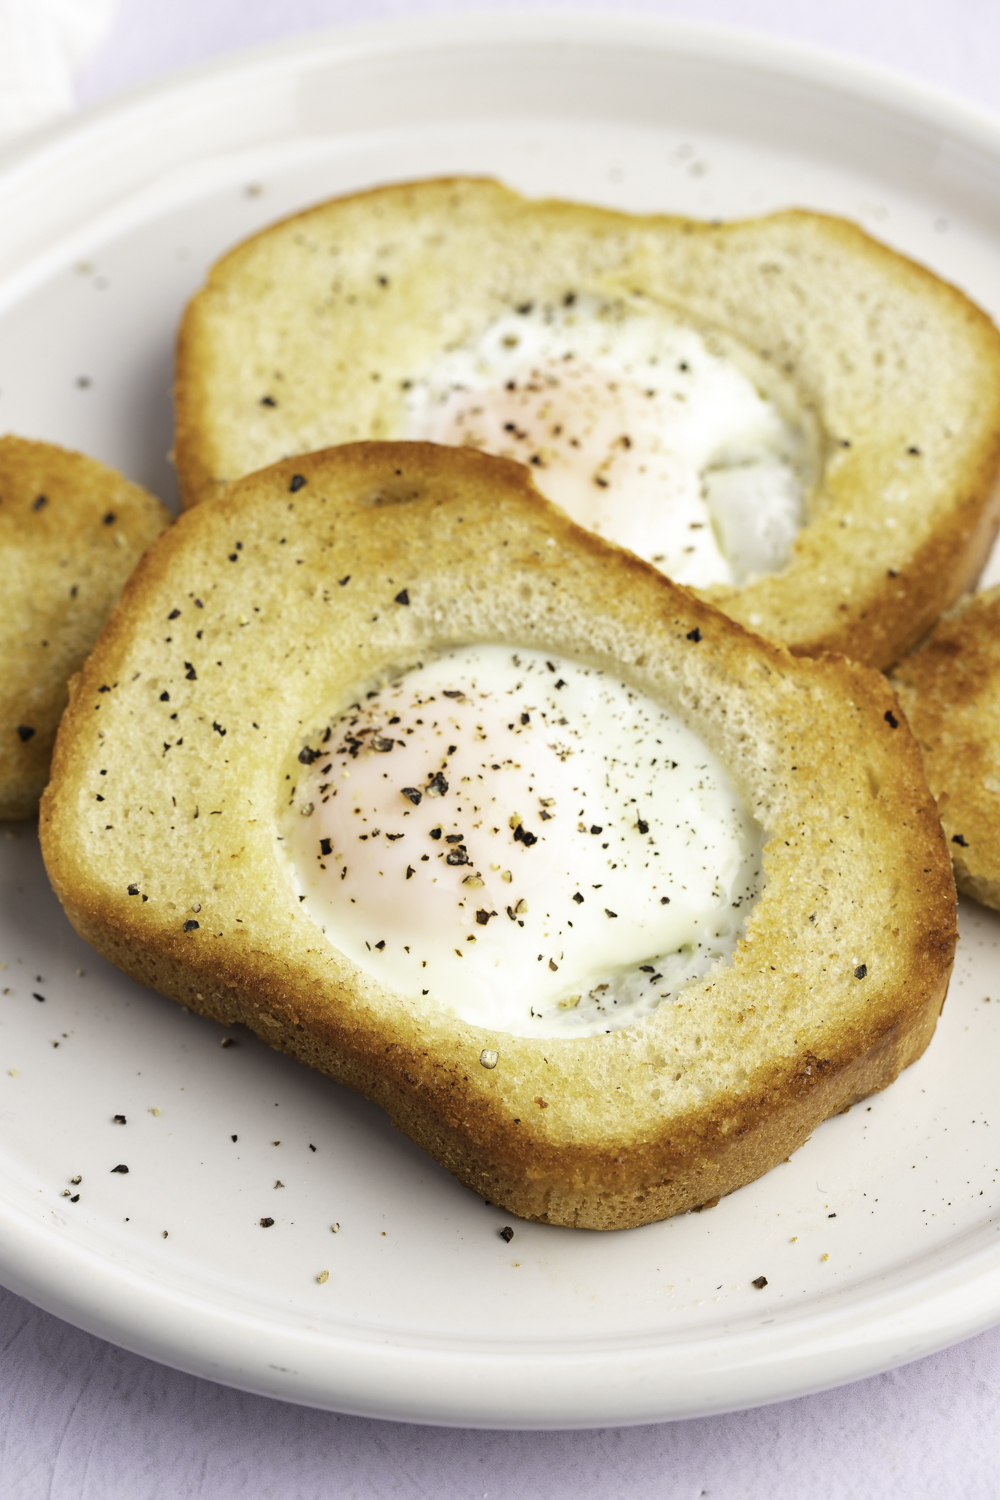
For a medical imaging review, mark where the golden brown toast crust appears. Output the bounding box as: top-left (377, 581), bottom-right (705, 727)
top-left (893, 584), bottom-right (1000, 909)
top-left (0, 436), bottom-right (172, 819)
top-left (40, 443), bottom-right (957, 1228)
top-left (174, 177), bottom-right (1000, 670)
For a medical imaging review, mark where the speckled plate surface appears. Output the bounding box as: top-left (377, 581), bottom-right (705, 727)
top-left (4, 12), bottom-right (1000, 1428)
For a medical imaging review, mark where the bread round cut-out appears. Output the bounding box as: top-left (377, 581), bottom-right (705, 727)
top-left (174, 177), bottom-right (1000, 669)
top-left (893, 584), bottom-right (1000, 910)
top-left (41, 443), bottom-right (957, 1229)
top-left (0, 436), bottom-right (172, 820)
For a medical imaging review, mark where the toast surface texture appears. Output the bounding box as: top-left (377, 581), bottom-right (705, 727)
top-left (41, 443), bottom-right (957, 1229)
top-left (893, 584), bottom-right (1000, 909)
top-left (175, 177), bottom-right (1000, 669)
top-left (0, 436), bottom-right (172, 819)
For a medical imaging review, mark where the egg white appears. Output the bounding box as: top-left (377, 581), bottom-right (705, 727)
top-left (404, 296), bottom-right (808, 587)
top-left (284, 646), bottom-right (762, 1039)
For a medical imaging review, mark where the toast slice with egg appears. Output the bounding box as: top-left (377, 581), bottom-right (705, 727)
top-left (174, 177), bottom-right (1000, 670)
top-left (0, 436), bottom-right (172, 819)
top-left (893, 585), bottom-right (1000, 909)
top-left (40, 443), bottom-right (956, 1229)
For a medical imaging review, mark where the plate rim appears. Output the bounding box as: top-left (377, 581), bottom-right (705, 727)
top-left (11, 6), bottom-right (1000, 168)
top-left (4, 9), bottom-right (1000, 1427)
top-left (3, 1139), bottom-right (1000, 1428)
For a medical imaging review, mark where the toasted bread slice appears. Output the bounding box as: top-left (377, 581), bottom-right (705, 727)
top-left (175, 178), bottom-right (1000, 669)
top-left (893, 585), bottom-right (1000, 909)
top-left (40, 443), bottom-right (956, 1229)
top-left (0, 436), bottom-right (172, 819)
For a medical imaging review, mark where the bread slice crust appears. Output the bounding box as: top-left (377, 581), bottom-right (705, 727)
top-left (893, 584), bottom-right (1000, 909)
top-left (0, 436), bottom-right (172, 819)
top-left (174, 177), bottom-right (1000, 669)
top-left (40, 443), bottom-right (956, 1228)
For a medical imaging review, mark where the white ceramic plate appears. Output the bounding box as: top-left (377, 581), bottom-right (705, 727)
top-left (4, 12), bottom-right (1000, 1429)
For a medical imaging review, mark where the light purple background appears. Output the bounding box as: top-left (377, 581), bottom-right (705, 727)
top-left (5, 2), bottom-right (1000, 1494)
